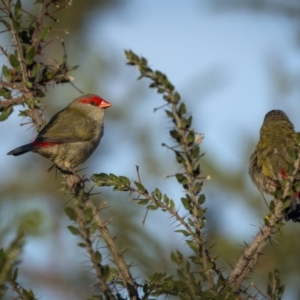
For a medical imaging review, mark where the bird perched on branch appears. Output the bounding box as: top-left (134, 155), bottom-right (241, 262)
top-left (249, 109), bottom-right (300, 222)
top-left (8, 94), bottom-right (111, 186)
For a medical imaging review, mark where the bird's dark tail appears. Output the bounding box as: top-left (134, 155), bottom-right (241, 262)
top-left (7, 143), bottom-right (36, 156)
top-left (284, 195), bottom-right (300, 223)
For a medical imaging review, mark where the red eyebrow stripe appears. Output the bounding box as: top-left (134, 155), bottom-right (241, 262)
top-left (79, 95), bottom-right (103, 105)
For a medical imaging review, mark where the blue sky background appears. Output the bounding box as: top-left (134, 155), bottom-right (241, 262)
top-left (0, 1), bottom-right (299, 299)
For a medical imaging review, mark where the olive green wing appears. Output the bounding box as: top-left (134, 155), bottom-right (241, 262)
top-left (37, 107), bottom-right (95, 143)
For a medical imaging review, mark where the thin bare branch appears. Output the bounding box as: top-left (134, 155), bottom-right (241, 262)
top-left (0, 96), bottom-right (24, 108)
top-left (77, 188), bottom-right (141, 300)
top-left (31, 0), bottom-right (50, 49)
top-left (74, 200), bottom-right (116, 300)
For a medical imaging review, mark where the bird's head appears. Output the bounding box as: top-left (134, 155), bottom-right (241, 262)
top-left (70, 94), bottom-right (112, 121)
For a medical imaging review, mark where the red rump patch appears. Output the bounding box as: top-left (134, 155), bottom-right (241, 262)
top-left (280, 167), bottom-right (287, 179)
top-left (294, 191), bottom-right (299, 198)
top-left (33, 141), bottom-right (59, 148)
top-left (79, 95), bottom-right (111, 109)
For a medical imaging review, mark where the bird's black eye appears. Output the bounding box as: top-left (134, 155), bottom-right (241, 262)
top-left (89, 101), bottom-right (96, 106)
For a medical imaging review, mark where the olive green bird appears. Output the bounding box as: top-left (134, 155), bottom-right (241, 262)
top-left (249, 109), bottom-right (300, 222)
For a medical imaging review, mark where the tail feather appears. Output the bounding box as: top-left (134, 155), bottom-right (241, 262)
top-left (284, 195), bottom-right (300, 222)
top-left (7, 143), bottom-right (36, 156)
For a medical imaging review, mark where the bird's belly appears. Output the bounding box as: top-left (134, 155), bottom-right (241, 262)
top-left (35, 140), bottom-right (99, 171)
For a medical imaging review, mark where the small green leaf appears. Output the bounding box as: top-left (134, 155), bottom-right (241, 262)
top-left (175, 151), bottom-right (184, 163)
top-left (170, 129), bottom-right (180, 141)
top-left (64, 207), bottom-right (77, 221)
top-left (181, 117), bottom-right (192, 129)
top-left (102, 265), bottom-right (110, 278)
top-left (173, 92), bottom-right (181, 103)
top-left (264, 214), bottom-right (271, 226)
top-left (165, 110), bottom-right (173, 118)
top-left (191, 146), bottom-right (200, 159)
top-left (163, 194), bottom-right (169, 205)
top-left (0, 105), bottom-right (13, 121)
top-left (91, 173), bottom-right (109, 186)
top-left (109, 173), bottom-right (119, 182)
top-left (197, 194), bottom-right (206, 205)
top-left (31, 63), bottom-right (40, 78)
top-left (40, 25), bottom-right (50, 42)
top-left (25, 46), bottom-right (36, 65)
top-left (95, 251), bottom-right (102, 263)
top-left (198, 207), bottom-right (205, 217)
top-left (153, 188), bottom-right (162, 201)
top-left (14, 0), bottom-right (23, 20)
top-left (186, 240), bottom-right (198, 252)
top-left (163, 94), bottom-right (171, 102)
top-left (137, 199), bottom-right (149, 205)
top-left (170, 199), bottom-right (175, 209)
top-left (194, 182), bottom-right (202, 193)
top-left (163, 195), bottom-right (169, 205)
top-left (67, 225), bottom-right (81, 236)
top-left (294, 181), bottom-right (300, 192)
top-left (84, 207), bottom-right (93, 222)
top-left (177, 269), bottom-right (185, 279)
top-left (92, 173), bottom-right (109, 180)
top-left (149, 82), bottom-right (157, 88)
top-left (0, 87), bottom-right (11, 98)
top-left (119, 176), bottom-right (130, 185)
top-left (176, 250), bottom-right (183, 262)
top-left (9, 54), bottom-right (20, 69)
top-left (22, 289), bottom-right (35, 298)
top-left (178, 103), bottom-right (186, 116)
top-left (186, 131), bottom-right (195, 144)
top-left (24, 81), bottom-right (33, 89)
top-left (134, 181), bottom-right (146, 193)
top-left (146, 205), bottom-right (158, 210)
top-left (188, 218), bottom-right (194, 227)
top-left (176, 173), bottom-right (188, 185)
top-left (282, 198), bottom-right (291, 210)
top-left (77, 242), bottom-right (87, 248)
top-left (2, 65), bottom-right (12, 82)
top-left (175, 229), bottom-right (190, 237)
top-left (89, 223), bottom-right (97, 234)
top-left (278, 284), bottom-right (285, 296)
top-left (170, 251), bottom-right (177, 263)
top-left (181, 197), bottom-right (190, 210)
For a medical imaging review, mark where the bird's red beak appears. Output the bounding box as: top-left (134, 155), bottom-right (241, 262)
top-left (100, 99), bottom-right (112, 109)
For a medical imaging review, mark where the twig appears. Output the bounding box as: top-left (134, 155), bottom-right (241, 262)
top-left (74, 200), bottom-right (116, 300)
top-left (31, 0), bottom-right (51, 49)
top-left (0, 79), bottom-right (23, 90)
top-left (0, 96), bottom-right (24, 108)
top-left (8, 280), bottom-right (28, 300)
top-left (6, 0), bottom-right (29, 92)
top-left (82, 192), bottom-right (141, 300)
